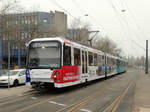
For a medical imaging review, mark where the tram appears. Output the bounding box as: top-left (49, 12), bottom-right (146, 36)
top-left (26, 37), bottom-right (127, 89)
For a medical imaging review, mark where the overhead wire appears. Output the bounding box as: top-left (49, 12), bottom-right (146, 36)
top-left (49, 0), bottom-right (146, 51)
top-left (71, 0), bottom-right (108, 40)
top-left (123, 0), bottom-right (147, 40)
top-left (50, 0), bottom-right (97, 31)
top-left (71, 0), bottom-right (140, 55)
top-left (107, 0), bottom-right (145, 51)
top-left (106, 0), bottom-right (135, 55)
top-left (117, 0), bottom-right (146, 45)
top-left (71, 0), bottom-right (110, 37)
top-left (71, 0), bottom-right (85, 15)
top-left (49, 0), bottom-right (77, 20)
top-left (119, 0), bottom-right (125, 11)
top-left (117, 2), bottom-right (146, 50)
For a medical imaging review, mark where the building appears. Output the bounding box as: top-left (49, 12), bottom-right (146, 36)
top-left (0, 11), bottom-right (67, 68)
top-left (50, 11), bottom-right (67, 37)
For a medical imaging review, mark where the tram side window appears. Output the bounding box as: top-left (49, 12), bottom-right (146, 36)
top-left (85, 51), bottom-right (88, 73)
top-left (82, 51), bottom-right (85, 73)
top-left (94, 53), bottom-right (98, 66)
top-left (111, 58), bottom-right (114, 65)
top-left (102, 55), bottom-right (104, 60)
top-left (74, 48), bottom-right (81, 66)
top-left (97, 55), bottom-right (102, 66)
top-left (63, 45), bottom-right (71, 65)
top-left (102, 55), bottom-right (105, 65)
top-left (107, 57), bottom-right (110, 65)
top-left (117, 60), bottom-right (120, 66)
top-left (113, 59), bottom-right (116, 65)
top-left (89, 52), bottom-right (93, 66)
top-left (107, 57), bottom-right (111, 66)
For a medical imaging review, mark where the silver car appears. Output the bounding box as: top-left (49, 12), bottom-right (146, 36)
top-left (0, 69), bottom-right (26, 86)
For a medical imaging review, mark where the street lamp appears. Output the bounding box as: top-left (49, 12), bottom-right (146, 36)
top-left (8, 40), bottom-right (10, 89)
top-left (84, 14), bottom-right (88, 17)
top-left (84, 14), bottom-right (88, 25)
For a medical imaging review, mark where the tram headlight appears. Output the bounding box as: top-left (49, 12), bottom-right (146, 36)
top-left (54, 71), bottom-right (60, 78)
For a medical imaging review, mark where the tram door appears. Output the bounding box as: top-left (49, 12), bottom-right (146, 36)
top-left (82, 50), bottom-right (88, 79)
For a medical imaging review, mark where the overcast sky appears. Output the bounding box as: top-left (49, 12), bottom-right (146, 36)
top-left (18, 0), bottom-right (150, 57)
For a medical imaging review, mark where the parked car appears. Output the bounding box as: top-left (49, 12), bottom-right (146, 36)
top-left (0, 70), bottom-right (9, 76)
top-left (0, 69), bottom-right (26, 86)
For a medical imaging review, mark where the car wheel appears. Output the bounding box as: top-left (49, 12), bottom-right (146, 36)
top-left (13, 80), bottom-right (19, 87)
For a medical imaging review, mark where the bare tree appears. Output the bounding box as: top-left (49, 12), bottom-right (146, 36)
top-left (70, 18), bottom-right (82, 29)
top-left (70, 18), bottom-right (122, 56)
top-left (94, 36), bottom-right (122, 56)
top-left (127, 55), bottom-right (147, 70)
top-left (69, 18), bottom-right (90, 45)
top-left (0, 0), bottom-right (23, 14)
top-left (0, 0), bottom-right (25, 68)
top-left (0, 0), bottom-right (24, 41)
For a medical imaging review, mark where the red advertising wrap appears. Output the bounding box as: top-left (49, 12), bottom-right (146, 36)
top-left (51, 66), bottom-right (80, 84)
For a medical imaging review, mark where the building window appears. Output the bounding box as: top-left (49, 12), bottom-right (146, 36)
top-left (21, 33), bottom-right (24, 40)
top-left (43, 19), bottom-right (48, 23)
top-left (74, 48), bottom-right (81, 66)
top-left (22, 20), bottom-right (24, 24)
top-left (6, 22), bottom-right (9, 27)
top-left (35, 19), bottom-right (37, 25)
top-left (52, 13), bottom-right (55, 24)
top-left (3, 36), bottom-right (5, 41)
top-left (28, 20), bottom-right (30, 24)
top-left (63, 45), bottom-right (71, 65)
top-left (25, 20), bottom-right (28, 24)
top-left (25, 32), bottom-right (28, 39)
top-left (15, 21), bottom-right (18, 25)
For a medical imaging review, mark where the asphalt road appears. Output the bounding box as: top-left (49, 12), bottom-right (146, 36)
top-left (0, 69), bottom-right (140, 112)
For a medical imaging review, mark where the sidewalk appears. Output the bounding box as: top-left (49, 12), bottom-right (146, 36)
top-left (133, 71), bottom-right (150, 112)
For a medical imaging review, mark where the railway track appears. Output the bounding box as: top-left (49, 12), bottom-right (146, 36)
top-left (55, 71), bottom-right (136, 112)
top-left (54, 82), bottom-right (133, 112)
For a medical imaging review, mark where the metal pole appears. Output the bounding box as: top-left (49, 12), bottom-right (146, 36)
top-left (145, 40), bottom-right (148, 74)
top-left (8, 41), bottom-right (10, 88)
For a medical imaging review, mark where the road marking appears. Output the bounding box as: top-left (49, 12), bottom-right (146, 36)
top-left (80, 109), bottom-right (92, 112)
top-left (15, 95), bottom-right (61, 112)
top-left (30, 97), bottom-right (37, 100)
top-left (48, 101), bottom-right (67, 107)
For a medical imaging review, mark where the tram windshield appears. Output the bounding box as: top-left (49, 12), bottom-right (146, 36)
top-left (28, 41), bottom-right (61, 69)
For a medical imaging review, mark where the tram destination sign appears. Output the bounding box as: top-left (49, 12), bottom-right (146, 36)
top-left (30, 42), bottom-right (59, 48)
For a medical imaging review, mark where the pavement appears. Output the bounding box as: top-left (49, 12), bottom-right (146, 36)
top-left (133, 70), bottom-right (150, 112)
